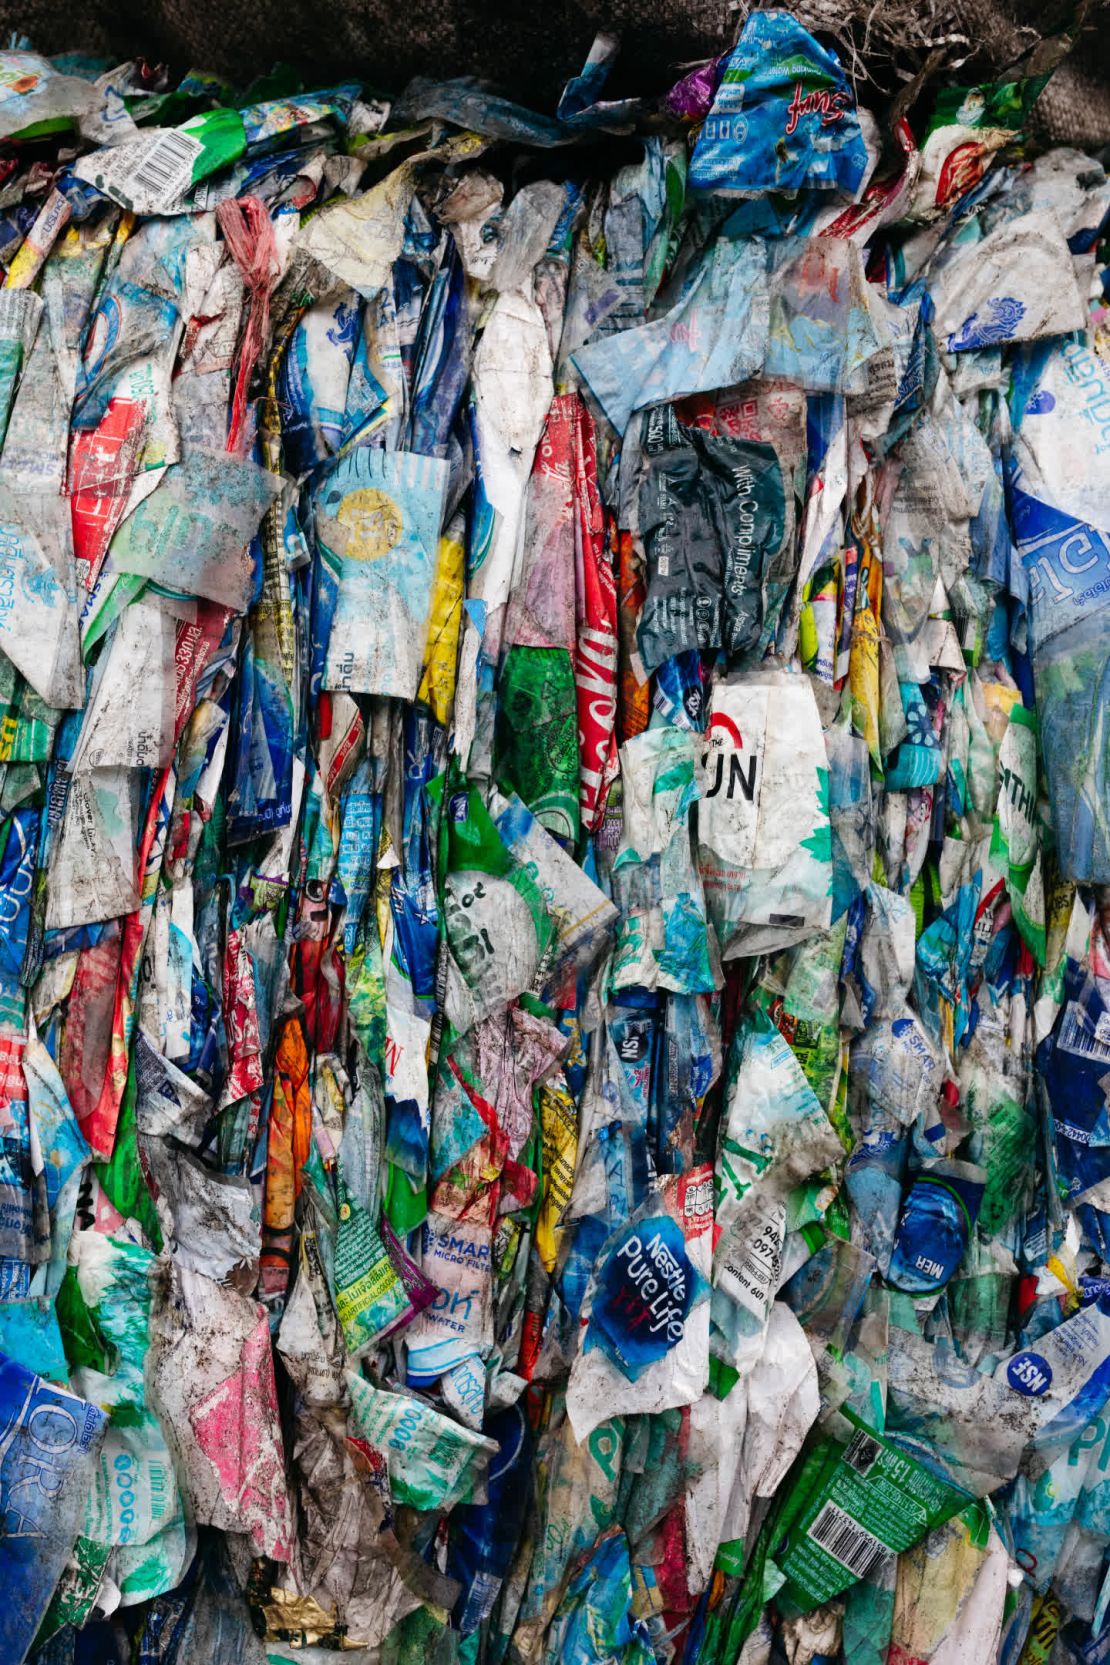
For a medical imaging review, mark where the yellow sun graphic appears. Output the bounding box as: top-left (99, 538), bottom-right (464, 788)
top-left (335, 487), bottom-right (403, 561)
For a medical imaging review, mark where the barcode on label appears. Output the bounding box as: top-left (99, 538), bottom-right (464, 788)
top-left (843, 1430), bottom-right (881, 1477)
top-left (807, 1500), bottom-right (888, 1578)
top-left (130, 130), bottom-right (203, 200)
top-left (1058, 1001), bottom-right (1110, 1062)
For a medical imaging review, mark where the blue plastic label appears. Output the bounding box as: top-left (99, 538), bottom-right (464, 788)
top-left (1007, 1351), bottom-right (1053, 1397)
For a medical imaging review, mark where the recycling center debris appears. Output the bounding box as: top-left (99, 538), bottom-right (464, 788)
top-left (0, 15), bottom-right (1107, 1665)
